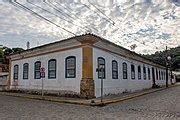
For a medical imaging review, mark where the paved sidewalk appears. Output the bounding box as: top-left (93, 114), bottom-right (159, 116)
top-left (0, 84), bottom-right (179, 106)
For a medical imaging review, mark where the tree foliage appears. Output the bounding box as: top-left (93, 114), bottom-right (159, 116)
top-left (0, 46), bottom-right (24, 64)
top-left (142, 46), bottom-right (180, 70)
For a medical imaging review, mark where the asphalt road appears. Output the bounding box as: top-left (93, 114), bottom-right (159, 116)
top-left (0, 86), bottom-right (180, 120)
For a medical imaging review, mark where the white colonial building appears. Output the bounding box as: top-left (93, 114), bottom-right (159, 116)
top-left (8, 34), bottom-right (171, 98)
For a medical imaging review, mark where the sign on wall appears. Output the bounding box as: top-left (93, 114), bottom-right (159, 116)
top-left (40, 67), bottom-right (45, 78)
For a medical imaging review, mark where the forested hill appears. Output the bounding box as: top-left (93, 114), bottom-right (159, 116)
top-left (142, 46), bottom-right (180, 70)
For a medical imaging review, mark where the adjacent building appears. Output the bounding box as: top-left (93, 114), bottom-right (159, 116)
top-left (8, 34), bottom-right (171, 98)
top-left (173, 71), bottom-right (180, 82)
top-left (0, 64), bottom-right (9, 90)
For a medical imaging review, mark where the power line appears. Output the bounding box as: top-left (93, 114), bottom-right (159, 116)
top-left (10, 1), bottom-right (47, 22)
top-left (81, 2), bottom-right (157, 48)
top-left (11, 0), bottom-right (76, 36)
top-left (55, 1), bottom-right (81, 20)
top-left (53, 1), bottom-right (98, 32)
top-left (53, 1), bottom-right (121, 35)
top-left (88, 2), bottom-right (159, 49)
top-left (45, 0), bottom-right (75, 21)
top-left (73, 2), bottom-right (115, 26)
top-left (27, 0), bottom-right (88, 32)
top-left (44, 0), bottom-right (94, 32)
top-left (11, 1), bottom-right (160, 50)
top-left (88, 1), bottom-right (115, 25)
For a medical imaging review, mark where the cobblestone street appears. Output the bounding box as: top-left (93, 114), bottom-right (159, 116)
top-left (0, 86), bottom-right (180, 120)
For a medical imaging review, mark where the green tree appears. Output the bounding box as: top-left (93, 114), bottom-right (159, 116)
top-left (0, 46), bottom-right (24, 64)
top-left (0, 48), bottom-right (4, 63)
top-left (12, 48), bottom-right (24, 54)
top-left (142, 46), bottom-right (180, 70)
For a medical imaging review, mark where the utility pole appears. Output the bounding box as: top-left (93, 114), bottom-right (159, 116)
top-left (42, 77), bottom-right (44, 97)
top-left (40, 67), bottom-right (45, 97)
top-left (100, 72), bottom-right (103, 104)
top-left (166, 46), bottom-right (168, 88)
top-left (96, 65), bottom-right (104, 105)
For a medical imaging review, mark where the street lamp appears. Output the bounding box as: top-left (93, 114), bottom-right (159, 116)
top-left (166, 53), bottom-right (172, 88)
top-left (167, 56), bottom-right (171, 61)
top-left (167, 56), bottom-right (173, 85)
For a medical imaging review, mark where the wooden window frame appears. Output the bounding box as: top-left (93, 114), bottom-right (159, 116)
top-left (48, 59), bottom-right (56, 79)
top-left (13, 65), bottom-right (19, 80)
top-left (65, 56), bottom-right (76, 78)
top-left (143, 66), bottom-right (146, 80)
top-left (123, 62), bottom-right (127, 79)
top-left (34, 61), bottom-right (41, 79)
top-left (131, 64), bottom-right (135, 79)
top-left (112, 60), bottom-right (118, 79)
top-left (148, 68), bottom-right (151, 80)
top-left (138, 65), bottom-right (141, 80)
top-left (97, 57), bottom-right (106, 79)
top-left (23, 63), bottom-right (29, 79)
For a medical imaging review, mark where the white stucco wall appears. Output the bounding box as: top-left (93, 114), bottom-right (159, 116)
top-left (10, 48), bottom-right (82, 94)
top-left (171, 74), bottom-right (176, 84)
top-left (154, 68), bottom-right (167, 86)
top-left (93, 48), bottom-right (167, 97)
top-left (10, 44), bottom-right (170, 98)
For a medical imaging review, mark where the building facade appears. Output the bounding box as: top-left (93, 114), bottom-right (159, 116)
top-left (173, 71), bottom-right (180, 82)
top-left (0, 64), bottom-right (9, 90)
top-left (8, 34), bottom-right (171, 98)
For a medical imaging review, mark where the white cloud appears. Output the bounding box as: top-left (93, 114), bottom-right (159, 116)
top-left (0, 0), bottom-right (179, 54)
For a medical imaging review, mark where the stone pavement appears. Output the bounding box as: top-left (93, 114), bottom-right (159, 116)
top-left (0, 84), bottom-right (180, 120)
top-left (0, 84), bottom-right (179, 106)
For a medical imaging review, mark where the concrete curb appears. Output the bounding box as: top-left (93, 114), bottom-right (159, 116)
top-left (0, 92), bottom-right (91, 106)
top-left (91, 87), bottom-right (169, 106)
top-left (95, 84), bottom-right (179, 106)
top-left (0, 84), bottom-right (179, 107)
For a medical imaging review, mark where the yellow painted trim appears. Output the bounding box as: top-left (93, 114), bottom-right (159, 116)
top-left (7, 59), bottom-right (11, 90)
top-left (11, 45), bottom-right (84, 61)
top-left (93, 45), bottom-right (165, 69)
top-left (80, 45), bottom-right (95, 98)
top-left (82, 46), bottom-right (93, 79)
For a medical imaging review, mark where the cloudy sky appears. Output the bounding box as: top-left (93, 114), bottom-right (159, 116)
top-left (0, 0), bottom-right (179, 54)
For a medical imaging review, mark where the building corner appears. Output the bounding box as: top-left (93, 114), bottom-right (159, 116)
top-left (6, 58), bottom-right (11, 90)
top-left (79, 35), bottom-right (98, 98)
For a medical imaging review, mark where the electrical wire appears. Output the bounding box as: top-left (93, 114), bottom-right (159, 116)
top-left (51, 1), bottom-right (97, 32)
top-left (11, 0), bottom-right (76, 36)
top-left (70, 2), bottom-right (115, 26)
top-left (26, 0), bottom-right (89, 32)
top-left (45, 0), bottom-right (75, 21)
top-left (76, 2), bottom-right (136, 44)
top-left (54, 1), bottom-right (81, 20)
top-left (81, 1), bottom-right (159, 49)
top-left (44, 0), bottom-right (93, 32)
top-left (11, 0), bottom-right (160, 50)
top-left (88, 1), bottom-right (115, 25)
